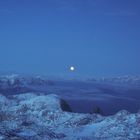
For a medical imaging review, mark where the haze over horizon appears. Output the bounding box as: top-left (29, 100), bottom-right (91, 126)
top-left (0, 0), bottom-right (140, 78)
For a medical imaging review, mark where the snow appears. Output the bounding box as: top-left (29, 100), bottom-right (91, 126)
top-left (1, 74), bottom-right (140, 89)
top-left (13, 92), bottom-right (37, 101)
top-left (0, 74), bottom-right (140, 139)
top-left (0, 92), bottom-right (140, 140)
top-left (20, 94), bottom-right (62, 112)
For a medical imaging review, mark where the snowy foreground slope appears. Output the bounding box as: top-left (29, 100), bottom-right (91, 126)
top-left (0, 92), bottom-right (140, 140)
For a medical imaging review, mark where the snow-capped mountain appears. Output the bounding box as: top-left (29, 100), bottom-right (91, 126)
top-left (0, 74), bottom-right (55, 95)
top-left (1, 74), bottom-right (140, 88)
top-left (0, 74), bottom-right (140, 115)
top-left (0, 75), bottom-right (140, 139)
top-left (0, 74), bottom-right (52, 89)
top-left (98, 75), bottom-right (140, 85)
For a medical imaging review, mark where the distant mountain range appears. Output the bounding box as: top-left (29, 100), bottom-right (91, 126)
top-left (0, 74), bottom-right (140, 89)
top-left (0, 74), bottom-right (140, 115)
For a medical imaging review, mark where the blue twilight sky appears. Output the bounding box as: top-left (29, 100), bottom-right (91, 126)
top-left (0, 0), bottom-right (140, 78)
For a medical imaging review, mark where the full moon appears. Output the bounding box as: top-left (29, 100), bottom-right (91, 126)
top-left (70, 66), bottom-right (75, 71)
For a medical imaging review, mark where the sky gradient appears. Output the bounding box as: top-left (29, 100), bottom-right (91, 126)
top-left (0, 0), bottom-right (140, 78)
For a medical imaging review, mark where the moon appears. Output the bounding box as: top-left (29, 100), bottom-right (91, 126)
top-left (70, 66), bottom-right (75, 71)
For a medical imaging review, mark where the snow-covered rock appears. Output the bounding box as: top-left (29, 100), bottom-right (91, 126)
top-left (0, 92), bottom-right (140, 140)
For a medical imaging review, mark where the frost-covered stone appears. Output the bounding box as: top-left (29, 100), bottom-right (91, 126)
top-left (19, 94), bottom-right (62, 112)
top-left (0, 93), bottom-right (140, 140)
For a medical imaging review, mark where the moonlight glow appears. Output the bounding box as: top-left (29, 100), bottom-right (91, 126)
top-left (70, 66), bottom-right (75, 71)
